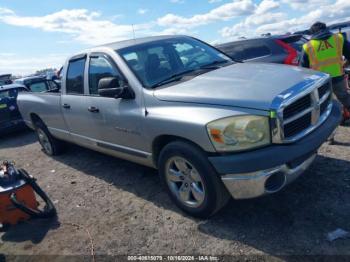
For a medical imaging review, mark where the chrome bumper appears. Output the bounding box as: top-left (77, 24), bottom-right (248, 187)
top-left (221, 154), bottom-right (316, 199)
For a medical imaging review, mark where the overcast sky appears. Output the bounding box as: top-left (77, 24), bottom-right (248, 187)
top-left (0, 0), bottom-right (349, 75)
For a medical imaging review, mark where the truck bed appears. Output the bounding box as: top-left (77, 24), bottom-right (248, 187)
top-left (17, 92), bottom-right (70, 141)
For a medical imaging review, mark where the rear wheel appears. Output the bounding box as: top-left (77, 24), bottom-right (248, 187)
top-left (34, 121), bottom-right (64, 156)
top-left (158, 141), bottom-right (230, 218)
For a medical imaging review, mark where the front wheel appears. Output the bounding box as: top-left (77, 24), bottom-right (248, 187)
top-left (158, 141), bottom-right (230, 218)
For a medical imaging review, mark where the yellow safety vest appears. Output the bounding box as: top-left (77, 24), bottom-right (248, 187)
top-left (303, 33), bottom-right (344, 77)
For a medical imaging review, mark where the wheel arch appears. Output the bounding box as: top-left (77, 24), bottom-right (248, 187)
top-left (30, 113), bottom-right (44, 128)
top-left (152, 135), bottom-right (210, 167)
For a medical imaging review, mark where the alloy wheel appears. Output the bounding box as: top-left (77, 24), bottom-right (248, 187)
top-left (165, 156), bottom-right (206, 208)
top-left (37, 128), bottom-right (53, 155)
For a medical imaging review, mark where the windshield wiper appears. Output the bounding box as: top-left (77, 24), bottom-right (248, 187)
top-left (150, 60), bottom-right (234, 88)
top-left (151, 69), bottom-right (202, 88)
top-left (199, 60), bottom-right (233, 69)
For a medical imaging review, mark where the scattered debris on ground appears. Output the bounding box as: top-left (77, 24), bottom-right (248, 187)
top-left (0, 129), bottom-right (349, 256)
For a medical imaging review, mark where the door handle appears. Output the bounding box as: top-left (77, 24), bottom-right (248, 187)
top-left (88, 106), bottom-right (99, 113)
top-left (62, 103), bottom-right (71, 109)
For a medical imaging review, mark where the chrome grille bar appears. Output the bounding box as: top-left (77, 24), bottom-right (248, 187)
top-left (271, 74), bottom-right (333, 144)
top-left (283, 107), bottom-right (314, 125)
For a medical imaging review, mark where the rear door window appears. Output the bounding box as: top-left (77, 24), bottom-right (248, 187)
top-left (66, 57), bottom-right (86, 94)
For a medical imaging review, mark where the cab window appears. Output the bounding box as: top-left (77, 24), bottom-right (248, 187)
top-left (88, 55), bottom-right (123, 95)
top-left (67, 57), bottom-right (86, 94)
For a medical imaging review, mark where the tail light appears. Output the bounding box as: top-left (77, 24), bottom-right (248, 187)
top-left (275, 39), bottom-right (299, 66)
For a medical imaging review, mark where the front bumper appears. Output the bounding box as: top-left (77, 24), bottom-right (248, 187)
top-left (221, 153), bottom-right (316, 199)
top-left (209, 102), bottom-right (341, 199)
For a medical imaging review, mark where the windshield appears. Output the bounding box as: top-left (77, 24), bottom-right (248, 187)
top-left (117, 37), bottom-right (232, 88)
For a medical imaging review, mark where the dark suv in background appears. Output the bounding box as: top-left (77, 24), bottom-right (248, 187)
top-left (216, 34), bottom-right (307, 65)
top-left (0, 84), bottom-right (28, 134)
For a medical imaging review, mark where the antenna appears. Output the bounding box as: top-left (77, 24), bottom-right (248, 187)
top-left (132, 24), bottom-right (136, 40)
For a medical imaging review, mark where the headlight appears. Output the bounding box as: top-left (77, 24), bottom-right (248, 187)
top-left (207, 115), bottom-right (270, 152)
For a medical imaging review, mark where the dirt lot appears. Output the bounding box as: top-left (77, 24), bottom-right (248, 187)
top-left (0, 127), bottom-right (349, 260)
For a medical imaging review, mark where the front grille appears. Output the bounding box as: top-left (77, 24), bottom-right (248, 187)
top-left (272, 77), bottom-right (333, 143)
top-left (318, 82), bottom-right (330, 99)
top-left (283, 95), bottom-right (311, 119)
top-left (320, 96), bottom-right (331, 115)
top-left (284, 112), bottom-right (312, 138)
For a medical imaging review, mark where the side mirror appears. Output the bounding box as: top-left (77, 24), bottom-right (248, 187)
top-left (98, 77), bottom-right (134, 99)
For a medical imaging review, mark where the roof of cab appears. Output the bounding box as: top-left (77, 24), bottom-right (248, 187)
top-left (98, 35), bottom-right (190, 51)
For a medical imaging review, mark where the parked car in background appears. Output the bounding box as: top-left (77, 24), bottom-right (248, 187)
top-left (328, 21), bottom-right (350, 33)
top-left (0, 74), bottom-right (13, 85)
top-left (18, 35), bottom-right (341, 217)
top-left (216, 34), bottom-right (307, 65)
top-left (0, 84), bottom-right (28, 134)
top-left (14, 76), bottom-right (60, 93)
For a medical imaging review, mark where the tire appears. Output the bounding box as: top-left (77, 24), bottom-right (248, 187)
top-left (158, 141), bottom-right (230, 218)
top-left (34, 121), bottom-right (64, 156)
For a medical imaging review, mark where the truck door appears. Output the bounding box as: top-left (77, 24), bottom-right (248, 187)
top-left (61, 54), bottom-right (104, 147)
top-left (86, 53), bottom-right (145, 153)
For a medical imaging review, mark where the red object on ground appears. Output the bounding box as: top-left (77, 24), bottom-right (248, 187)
top-left (0, 182), bottom-right (38, 225)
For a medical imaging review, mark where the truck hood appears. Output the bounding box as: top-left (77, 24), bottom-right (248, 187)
top-left (153, 63), bottom-right (326, 111)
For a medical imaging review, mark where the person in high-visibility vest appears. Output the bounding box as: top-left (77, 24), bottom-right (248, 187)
top-left (300, 22), bottom-right (350, 111)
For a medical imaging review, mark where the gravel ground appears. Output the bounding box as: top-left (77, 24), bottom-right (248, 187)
top-left (0, 127), bottom-right (349, 260)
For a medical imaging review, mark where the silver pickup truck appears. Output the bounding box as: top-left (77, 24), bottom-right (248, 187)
top-left (18, 35), bottom-right (341, 218)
